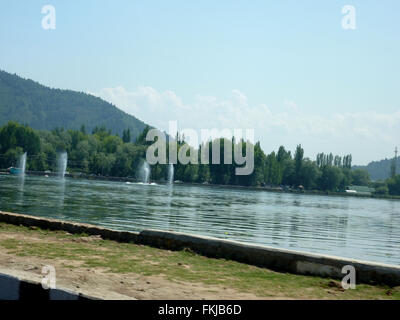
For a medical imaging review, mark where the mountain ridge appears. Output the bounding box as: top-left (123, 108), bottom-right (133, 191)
top-left (353, 157), bottom-right (400, 181)
top-left (0, 69), bottom-right (148, 139)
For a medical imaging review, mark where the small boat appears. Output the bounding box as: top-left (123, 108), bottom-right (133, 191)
top-left (8, 167), bottom-right (21, 175)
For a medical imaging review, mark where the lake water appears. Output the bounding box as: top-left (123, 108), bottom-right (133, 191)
top-left (1, 174), bottom-right (400, 265)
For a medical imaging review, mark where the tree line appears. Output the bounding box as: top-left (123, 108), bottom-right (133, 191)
top-left (1, 121), bottom-right (399, 195)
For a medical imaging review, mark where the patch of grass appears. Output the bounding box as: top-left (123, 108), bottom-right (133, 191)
top-left (0, 222), bottom-right (399, 299)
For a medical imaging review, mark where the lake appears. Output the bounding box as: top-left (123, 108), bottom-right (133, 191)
top-left (1, 174), bottom-right (399, 265)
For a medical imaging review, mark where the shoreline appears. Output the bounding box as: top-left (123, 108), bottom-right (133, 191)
top-left (0, 210), bottom-right (399, 287)
top-left (0, 217), bottom-right (399, 300)
top-left (1, 169), bottom-right (399, 201)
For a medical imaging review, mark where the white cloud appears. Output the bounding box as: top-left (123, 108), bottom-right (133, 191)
top-left (91, 86), bottom-right (400, 165)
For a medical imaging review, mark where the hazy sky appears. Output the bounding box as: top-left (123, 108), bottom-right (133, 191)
top-left (1, 0), bottom-right (399, 165)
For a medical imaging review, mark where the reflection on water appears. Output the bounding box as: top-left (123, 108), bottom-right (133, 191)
top-left (1, 175), bottom-right (400, 265)
top-left (16, 175), bottom-right (25, 206)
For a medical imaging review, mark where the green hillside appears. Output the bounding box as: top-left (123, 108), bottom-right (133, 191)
top-left (353, 158), bottom-right (400, 181)
top-left (0, 70), bottom-right (148, 139)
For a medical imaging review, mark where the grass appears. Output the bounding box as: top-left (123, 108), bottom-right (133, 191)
top-left (0, 222), bottom-right (399, 299)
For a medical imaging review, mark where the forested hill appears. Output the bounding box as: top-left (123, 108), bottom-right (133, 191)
top-left (0, 70), bottom-right (148, 139)
top-left (353, 157), bottom-right (400, 181)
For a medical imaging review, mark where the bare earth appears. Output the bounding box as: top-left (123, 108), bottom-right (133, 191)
top-left (1, 223), bottom-right (398, 300)
top-left (0, 232), bottom-right (270, 300)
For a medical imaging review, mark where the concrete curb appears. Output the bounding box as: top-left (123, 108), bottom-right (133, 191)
top-left (0, 211), bottom-right (140, 242)
top-left (0, 272), bottom-right (96, 300)
top-left (139, 229), bottom-right (400, 286)
top-left (1, 211), bottom-right (400, 287)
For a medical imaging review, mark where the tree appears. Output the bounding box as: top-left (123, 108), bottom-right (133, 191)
top-left (339, 167), bottom-right (352, 191)
top-left (113, 146), bottom-right (131, 177)
top-left (334, 155), bottom-right (342, 167)
top-left (318, 166), bottom-right (342, 191)
top-left (103, 135), bottom-right (122, 154)
top-left (252, 142), bottom-right (267, 185)
top-left (208, 138), bottom-right (233, 185)
top-left (90, 152), bottom-right (116, 176)
top-left (29, 152), bottom-right (48, 171)
top-left (294, 144), bottom-right (304, 186)
top-left (277, 146), bottom-right (291, 185)
top-left (351, 169), bottom-right (370, 186)
top-left (0, 121), bottom-right (41, 155)
top-left (183, 164), bottom-right (198, 183)
top-left (374, 185), bottom-right (388, 195)
top-left (3, 147), bottom-right (23, 168)
top-left (135, 126), bottom-right (152, 145)
top-left (343, 154), bottom-right (352, 169)
top-left (390, 148), bottom-right (397, 178)
top-left (265, 152), bottom-right (279, 185)
top-left (316, 153), bottom-right (324, 168)
top-left (122, 129), bottom-right (131, 143)
top-left (92, 125), bottom-right (110, 141)
top-left (299, 159), bottom-right (321, 190)
top-left (387, 175), bottom-right (400, 196)
top-left (0, 121), bottom-right (370, 191)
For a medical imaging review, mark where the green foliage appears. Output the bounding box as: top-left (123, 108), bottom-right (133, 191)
top-left (339, 168), bottom-right (352, 192)
top-left (317, 153), bottom-right (352, 169)
top-left (294, 144), bottom-right (304, 186)
top-left (351, 169), bottom-right (370, 186)
top-left (0, 121), bottom-right (40, 155)
top-left (3, 146), bottom-right (23, 168)
top-left (135, 125), bottom-right (152, 145)
top-left (265, 151), bottom-right (279, 185)
top-left (0, 121), bottom-right (373, 193)
top-left (299, 159), bottom-right (321, 190)
top-left (373, 185), bottom-right (388, 195)
top-left (318, 166), bottom-right (342, 191)
top-left (122, 129), bottom-right (131, 143)
top-left (390, 157), bottom-right (397, 178)
top-left (387, 175), bottom-right (400, 196)
top-left (0, 122), bottom-right (41, 168)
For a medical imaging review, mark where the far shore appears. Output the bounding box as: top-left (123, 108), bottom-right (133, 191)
top-left (1, 169), bottom-right (399, 201)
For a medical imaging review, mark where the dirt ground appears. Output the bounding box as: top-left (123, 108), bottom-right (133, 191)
top-left (0, 231), bottom-right (272, 300)
top-left (1, 224), bottom-right (398, 300)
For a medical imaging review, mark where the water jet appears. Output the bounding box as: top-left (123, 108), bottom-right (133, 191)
top-left (57, 152), bottom-right (68, 179)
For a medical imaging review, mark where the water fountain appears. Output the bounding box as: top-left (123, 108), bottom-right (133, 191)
top-left (167, 163), bottom-right (174, 185)
top-left (57, 152), bottom-right (68, 179)
top-left (17, 152), bottom-right (27, 177)
top-left (140, 161), bottom-right (151, 184)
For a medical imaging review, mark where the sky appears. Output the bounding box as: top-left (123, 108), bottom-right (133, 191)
top-left (0, 0), bottom-right (399, 165)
